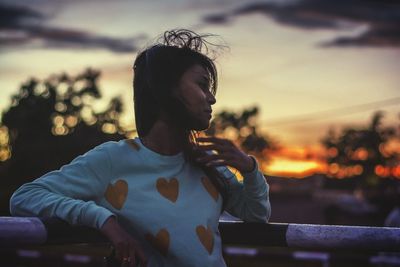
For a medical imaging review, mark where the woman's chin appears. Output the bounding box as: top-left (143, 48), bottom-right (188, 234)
top-left (190, 119), bottom-right (210, 131)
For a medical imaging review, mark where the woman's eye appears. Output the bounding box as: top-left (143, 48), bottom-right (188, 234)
top-left (199, 83), bottom-right (209, 91)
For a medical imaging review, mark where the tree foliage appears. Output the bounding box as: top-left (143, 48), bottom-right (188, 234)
top-left (206, 106), bottom-right (276, 158)
top-left (322, 111), bottom-right (400, 189)
top-left (0, 69), bottom-right (127, 215)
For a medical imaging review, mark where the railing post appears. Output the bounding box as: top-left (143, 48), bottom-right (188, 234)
top-left (0, 217), bottom-right (47, 245)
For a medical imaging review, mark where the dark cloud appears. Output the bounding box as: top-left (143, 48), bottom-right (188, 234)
top-left (203, 13), bottom-right (231, 25)
top-left (324, 26), bottom-right (400, 47)
top-left (0, 3), bottom-right (141, 53)
top-left (203, 0), bottom-right (400, 48)
top-left (234, 2), bottom-right (340, 29)
top-left (0, 3), bottom-right (43, 29)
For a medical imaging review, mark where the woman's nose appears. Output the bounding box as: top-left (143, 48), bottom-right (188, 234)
top-left (207, 92), bottom-right (216, 105)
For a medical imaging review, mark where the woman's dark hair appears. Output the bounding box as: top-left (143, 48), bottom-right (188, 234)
top-left (133, 30), bottom-right (219, 136)
top-left (133, 29), bottom-right (229, 209)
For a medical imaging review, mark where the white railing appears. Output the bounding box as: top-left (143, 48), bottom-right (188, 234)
top-left (1, 217), bottom-right (399, 251)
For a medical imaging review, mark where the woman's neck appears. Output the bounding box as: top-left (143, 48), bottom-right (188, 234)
top-left (140, 119), bottom-right (186, 156)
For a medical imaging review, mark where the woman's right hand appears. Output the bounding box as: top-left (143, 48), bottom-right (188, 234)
top-left (101, 216), bottom-right (148, 267)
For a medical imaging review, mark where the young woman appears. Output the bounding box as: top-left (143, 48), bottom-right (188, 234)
top-left (10, 29), bottom-right (271, 267)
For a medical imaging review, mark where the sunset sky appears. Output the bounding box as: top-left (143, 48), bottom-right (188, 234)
top-left (1, 0), bottom-right (399, 176)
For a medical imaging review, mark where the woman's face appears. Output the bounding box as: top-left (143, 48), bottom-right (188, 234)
top-left (173, 64), bottom-right (216, 130)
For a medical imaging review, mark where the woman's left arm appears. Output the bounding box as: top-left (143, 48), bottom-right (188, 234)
top-left (196, 137), bottom-right (271, 222)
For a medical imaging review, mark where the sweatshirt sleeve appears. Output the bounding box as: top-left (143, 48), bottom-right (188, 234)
top-left (9, 143), bottom-right (115, 229)
top-left (220, 156), bottom-right (271, 222)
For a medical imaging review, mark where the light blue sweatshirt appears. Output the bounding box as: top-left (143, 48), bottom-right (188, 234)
top-left (10, 137), bottom-right (270, 267)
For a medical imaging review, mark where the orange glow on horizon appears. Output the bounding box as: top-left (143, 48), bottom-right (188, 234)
top-left (268, 145), bottom-right (325, 161)
top-left (256, 140), bottom-right (400, 178)
top-left (262, 156), bottom-right (326, 178)
top-left (259, 145), bottom-right (327, 178)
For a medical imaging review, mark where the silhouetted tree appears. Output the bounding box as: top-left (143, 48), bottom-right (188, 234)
top-left (206, 106), bottom-right (276, 159)
top-left (321, 111), bottom-right (400, 197)
top-left (0, 69), bottom-right (129, 215)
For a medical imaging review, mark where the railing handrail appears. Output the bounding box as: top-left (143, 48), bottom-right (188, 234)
top-left (1, 216), bottom-right (399, 251)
